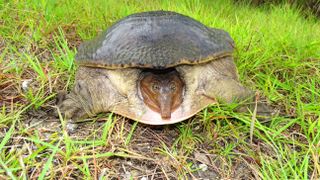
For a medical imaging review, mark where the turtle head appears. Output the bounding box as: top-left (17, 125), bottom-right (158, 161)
top-left (139, 70), bottom-right (184, 119)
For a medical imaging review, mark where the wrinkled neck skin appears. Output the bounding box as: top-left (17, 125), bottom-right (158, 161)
top-left (138, 69), bottom-right (184, 120)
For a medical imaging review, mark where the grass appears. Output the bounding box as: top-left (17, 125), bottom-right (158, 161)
top-left (0, 0), bottom-right (319, 179)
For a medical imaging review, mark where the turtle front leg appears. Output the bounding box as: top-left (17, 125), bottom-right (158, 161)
top-left (203, 77), bottom-right (273, 118)
top-left (57, 68), bottom-right (121, 119)
top-left (58, 80), bottom-right (96, 119)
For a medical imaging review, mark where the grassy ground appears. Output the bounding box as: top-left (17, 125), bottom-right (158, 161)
top-left (0, 0), bottom-right (319, 179)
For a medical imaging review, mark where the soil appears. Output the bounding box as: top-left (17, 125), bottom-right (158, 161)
top-left (4, 107), bottom-right (260, 179)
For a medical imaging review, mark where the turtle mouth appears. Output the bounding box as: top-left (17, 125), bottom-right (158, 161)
top-left (112, 96), bottom-right (215, 125)
top-left (138, 68), bottom-right (185, 120)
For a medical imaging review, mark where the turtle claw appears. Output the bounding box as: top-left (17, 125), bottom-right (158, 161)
top-left (255, 103), bottom-right (278, 122)
top-left (256, 103), bottom-right (275, 117)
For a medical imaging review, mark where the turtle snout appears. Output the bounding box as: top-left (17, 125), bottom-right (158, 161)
top-left (158, 90), bottom-right (173, 119)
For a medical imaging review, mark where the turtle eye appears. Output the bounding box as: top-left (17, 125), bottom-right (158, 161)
top-left (170, 83), bottom-right (176, 91)
top-left (152, 83), bottom-right (160, 91)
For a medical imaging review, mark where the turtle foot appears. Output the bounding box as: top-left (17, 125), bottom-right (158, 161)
top-left (237, 101), bottom-right (277, 122)
top-left (55, 91), bottom-right (89, 119)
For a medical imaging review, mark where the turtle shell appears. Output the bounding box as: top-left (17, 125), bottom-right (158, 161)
top-left (76, 11), bottom-right (234, 69)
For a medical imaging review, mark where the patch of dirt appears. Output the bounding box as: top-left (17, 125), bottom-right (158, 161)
top-left (0, 68), bottom-right (25, 109)
top-left (4, 109), bottom-right (261, 179)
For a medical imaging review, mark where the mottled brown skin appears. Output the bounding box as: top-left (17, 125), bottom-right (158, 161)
top-left (139, 70), bottom-right (184, 119)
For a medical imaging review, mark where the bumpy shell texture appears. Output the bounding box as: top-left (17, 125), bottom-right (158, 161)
top-left (76, 11), bottom-right (234, 69)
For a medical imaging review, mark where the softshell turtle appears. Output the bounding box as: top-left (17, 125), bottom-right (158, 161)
top-left (59, 11), bottom-right (271, 125)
